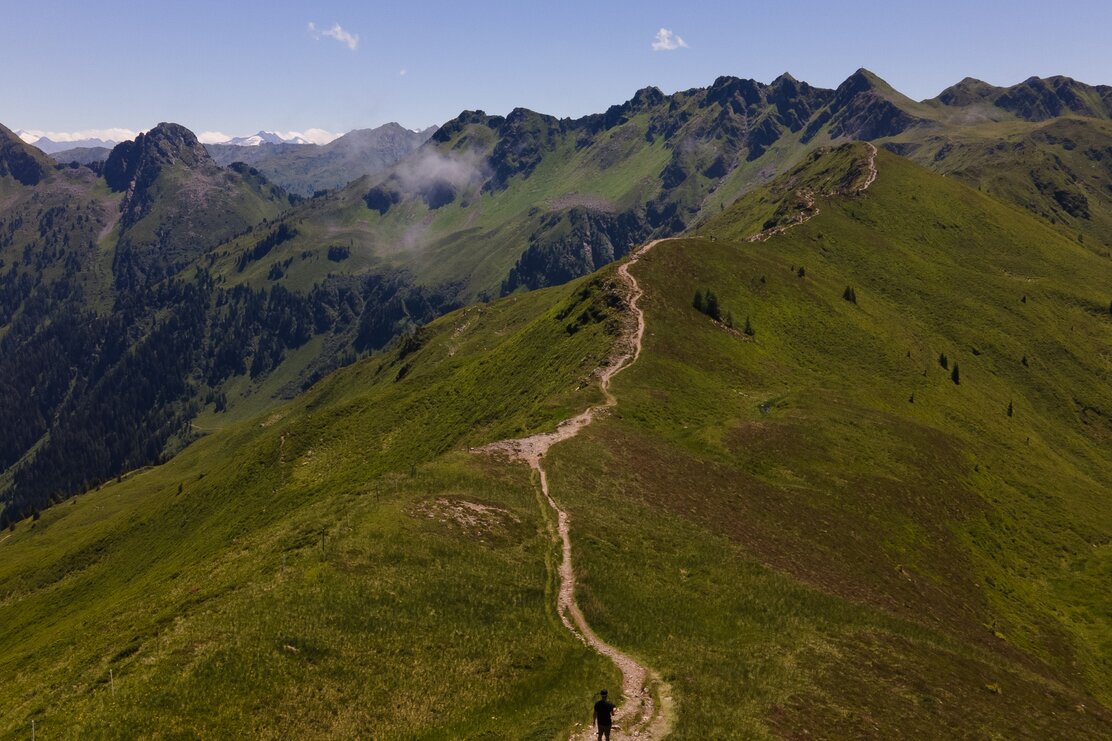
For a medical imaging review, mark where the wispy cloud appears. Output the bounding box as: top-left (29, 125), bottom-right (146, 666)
top-left (399, 68), bottom-right (408, 77)
top-left (651, 28), bottom-right (688, 52)
top-left (308, 21), bottom-right (359, 51)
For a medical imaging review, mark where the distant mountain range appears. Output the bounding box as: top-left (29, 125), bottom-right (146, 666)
top-left (219, 131), bottom-right (312, 146)
top-left (42, 124), bottom-right (436, 196)
top-left (205, 124), bottom-right (437, 195)
top-left (17, 132), bottom-right (118, 154)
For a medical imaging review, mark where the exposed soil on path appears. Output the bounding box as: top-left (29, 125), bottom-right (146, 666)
top-left (476, 143), bottom-right (878, 739)
top-left (478, 239), bottom-right (674, 739)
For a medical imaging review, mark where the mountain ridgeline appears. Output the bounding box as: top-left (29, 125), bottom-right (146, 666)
top-left (3, 68), bottom-right (1112, 528)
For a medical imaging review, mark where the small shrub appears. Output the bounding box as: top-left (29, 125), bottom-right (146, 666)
top-left (842, 286), bottom-right (857, 303)
top-left (939, 353), bottom-right (949, 370)
top-left (1007, 401), bottom-right (1014, 417)
top-left (1021, 355), bottom-right (1029, 367)
top-left (797, 266), bottom-right (806, 278)
top-left (951, 363), bottom-right (961, 385)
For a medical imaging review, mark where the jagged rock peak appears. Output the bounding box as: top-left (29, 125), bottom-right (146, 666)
top-left (629, 85), bottom-right (665, 110)
top-left (104, 122), bottom-right (213, 191)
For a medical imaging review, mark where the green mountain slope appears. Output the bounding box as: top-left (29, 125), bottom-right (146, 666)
top-left (550, 144), bottom-right (1112, 736)
top-left (0, 271), bottom-right (624, 737)
top-left (2, 144), bottom-right (1109, 737)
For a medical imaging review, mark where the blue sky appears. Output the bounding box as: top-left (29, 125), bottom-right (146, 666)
top-left (4, 0), bottom-right (1111, 143)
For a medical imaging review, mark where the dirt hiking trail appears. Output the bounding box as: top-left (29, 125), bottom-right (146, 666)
top-left (477, 143), bottom-right (877, 739)
top-left (479, 238), bottom-right (673, 739)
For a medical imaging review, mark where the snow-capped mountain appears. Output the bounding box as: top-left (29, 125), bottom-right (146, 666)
top-left (219, 131), bottom-right (311, 146)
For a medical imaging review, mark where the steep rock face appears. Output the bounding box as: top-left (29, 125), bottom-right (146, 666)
top-left (486, 108), bottom-right (565, 191)
top-left (105, 123), bottom-right (216, 229)
top-left (994, 76), bottom-right (1112, 121)
top-left (501, 207), bottom-right (651, 293)
top-left (0, 123), bottom-right (51, 186)
top-left (818, 69), bottom-right (927, 141)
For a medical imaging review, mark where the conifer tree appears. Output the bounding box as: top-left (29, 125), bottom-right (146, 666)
top-left (744, 316), bottom-right (754, 336)
top-left (693, 289), bottom-right (705, 314)
top-left (705, 290), bottom-right (721, 321)
top-left (939, 353), bottom-right (949, 369)
top-left (951, 363), bottom-right (961, 385)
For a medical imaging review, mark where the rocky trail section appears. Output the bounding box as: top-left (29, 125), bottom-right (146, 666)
top-left (747, 142), bottom-right (878, 243)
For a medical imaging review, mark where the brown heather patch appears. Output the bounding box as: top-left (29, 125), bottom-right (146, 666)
top-left (767, 630), bottom-right (1112, 740)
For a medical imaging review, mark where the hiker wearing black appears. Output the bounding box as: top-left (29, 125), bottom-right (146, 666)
top-left (593, 689), bottom-right (616, 740)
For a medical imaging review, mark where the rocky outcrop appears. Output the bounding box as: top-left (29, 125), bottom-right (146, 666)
top-left (501, 207), bottom-right (651, 293)
top-left (0, 123), bottom-right (51, 186)
top-left (105, 123), bottom-right (216, 229)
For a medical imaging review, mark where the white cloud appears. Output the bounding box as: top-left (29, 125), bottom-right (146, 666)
top-left (399, 68), bottom-right (407, 77)
top-left (308, 21), bottom-right (359, 51)
top-left (17, 127), bottom-right (141, 143)
top-left (196, 131), bottom-right (232, 144)
top-left (282, 128), bottom-right (341, 145)
top-left (651, 28), bottom-right (688, 52)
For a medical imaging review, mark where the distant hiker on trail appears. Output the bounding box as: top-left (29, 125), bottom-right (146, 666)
top-left (593, 689), bottom-right (616, 740)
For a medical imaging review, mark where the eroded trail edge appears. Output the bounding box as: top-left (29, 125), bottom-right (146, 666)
top-left (478, 239), bottom-right (673, 739)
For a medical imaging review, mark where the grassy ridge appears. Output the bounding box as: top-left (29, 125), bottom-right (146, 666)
top-left (0, 274), bottom-right (626, 737)
top-left (542, 147), bottom-right (1112, 736)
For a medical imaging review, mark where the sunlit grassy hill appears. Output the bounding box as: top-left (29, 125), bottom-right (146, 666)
top-left (0, 270), bottom-right (625, 738)
top-left (547, 144), bottom-right (1112, 737)
top-left (3, 143), bottom-right (1110, 738)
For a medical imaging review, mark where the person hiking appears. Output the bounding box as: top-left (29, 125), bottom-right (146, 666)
top-left (593, 689), bottom-right (616, 740)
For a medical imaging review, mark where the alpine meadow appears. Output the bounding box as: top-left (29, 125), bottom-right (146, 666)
top-left (3, 3), bottom-right (1112, 738)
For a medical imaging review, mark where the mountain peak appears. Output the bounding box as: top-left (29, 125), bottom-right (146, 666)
top-left (934, 77), bottom-right (998, 106)
top-left (104, 122), bottom-right (212, 193)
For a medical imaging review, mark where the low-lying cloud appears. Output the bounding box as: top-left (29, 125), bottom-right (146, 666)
top-left (651, 28), bottom-right (688, 52)
top-left (366, 147), bottom-right (491, 216)
top-left (394, 148), bottom-right (488, 193)
top-left (308, 21), bottom-right (359, 51)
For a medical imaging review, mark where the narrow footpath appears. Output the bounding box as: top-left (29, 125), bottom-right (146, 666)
top-left (477, 142), bottom-right (878, 739)
top-left (479, 239), bottom-right (673, 739)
